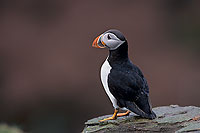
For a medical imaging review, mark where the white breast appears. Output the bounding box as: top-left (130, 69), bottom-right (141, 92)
top-left (100, 59), bottom-right (119, 109)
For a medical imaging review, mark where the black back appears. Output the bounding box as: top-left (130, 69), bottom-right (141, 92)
top-left (107, 42), bottom-right (155, 117)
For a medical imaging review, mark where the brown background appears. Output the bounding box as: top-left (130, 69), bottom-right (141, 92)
top-left (0, 0), bottom-right (200, 132)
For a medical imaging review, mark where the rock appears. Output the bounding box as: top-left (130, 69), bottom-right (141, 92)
top-left (82, 105), bottom-right (200, 133)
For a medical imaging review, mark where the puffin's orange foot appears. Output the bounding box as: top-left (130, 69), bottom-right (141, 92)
top-left (117, 110), bottom-right (130, 117)
top-left (99, 109), bottom-right (119, 122)
top-left (192, 115), bottom-right (200, 121)
top-left (99, 116), bottom-right (117, 122)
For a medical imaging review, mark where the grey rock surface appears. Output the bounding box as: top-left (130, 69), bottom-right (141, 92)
top-left (83, 105), bottom-right (200, 133)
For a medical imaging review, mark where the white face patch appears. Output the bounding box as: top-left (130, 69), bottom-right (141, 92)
top-left (101, 33), bottom-right (125, 50)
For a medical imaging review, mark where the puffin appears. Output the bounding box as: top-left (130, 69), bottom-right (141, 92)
top-left (92, 29), bottom-right (156, 122)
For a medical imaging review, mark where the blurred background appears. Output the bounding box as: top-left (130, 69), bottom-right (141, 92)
top-left (0, 0), bottom-right (200, 132)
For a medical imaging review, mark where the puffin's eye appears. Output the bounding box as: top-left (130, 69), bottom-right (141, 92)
top-left (107, 34), bottom-right (111, 40)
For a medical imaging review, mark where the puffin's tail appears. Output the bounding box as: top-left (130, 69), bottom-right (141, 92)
top-left (125, 101), bottom-right (156, 119)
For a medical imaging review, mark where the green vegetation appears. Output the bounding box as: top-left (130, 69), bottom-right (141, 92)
top-left (0, 124), bottom-right (23, 133)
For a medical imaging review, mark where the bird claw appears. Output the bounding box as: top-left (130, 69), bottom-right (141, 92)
top-left (99, 116), bottom-right (117, 122)
top-left (117, 110), bottom-right (130, 117)
top-left (192, 115), bottom-right (200, 121)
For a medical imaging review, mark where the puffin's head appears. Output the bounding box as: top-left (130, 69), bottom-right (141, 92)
top-left (92, 29), bottom-right (126, 50)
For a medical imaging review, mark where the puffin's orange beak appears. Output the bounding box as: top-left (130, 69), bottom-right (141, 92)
top-left (92, 35), bottom-right (106, 48)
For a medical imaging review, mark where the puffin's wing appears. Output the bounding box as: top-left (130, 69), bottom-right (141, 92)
top-left (133, 65), bottom-right (149, 93)
top-left (108, 68), bottom-right (156, 119)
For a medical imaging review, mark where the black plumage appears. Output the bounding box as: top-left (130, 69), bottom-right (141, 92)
top-left (107, 34), bottom-right (156, 119)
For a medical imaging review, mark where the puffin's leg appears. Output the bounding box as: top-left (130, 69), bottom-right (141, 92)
top-left (99, 109), bottom-right (119, 122)
top-left (117, 110), bottom-right (130, 117)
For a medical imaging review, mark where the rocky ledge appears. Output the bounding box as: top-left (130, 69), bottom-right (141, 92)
top-left (83, 105), bottom-right (200, 133)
